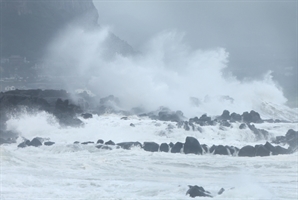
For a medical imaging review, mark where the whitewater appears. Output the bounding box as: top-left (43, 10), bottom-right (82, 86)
top-left (0, 111), bottom-right (297, 200)
top-left (1, 27), bottom-right (298, 199)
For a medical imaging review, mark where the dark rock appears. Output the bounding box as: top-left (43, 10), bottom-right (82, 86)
top-left (226, 146), bottom-right (238, 155)
top-left (242, 110), bottom-right (263, 123)
top-left (105, 140), bottom-right (115, 145)
top-left (160, 143), bottom-right (169, 152)
top-left (285, 129), bottom-right (298, 151)
top-left (81, 141), bottom-right (94, 145)
top-left (220, 110), bottom-right (230, 121)
top-left (96, 139), bottom-right (104, 144)
top-left (272, 136), bottom-right (286, 144)
top-left (213, 145), bottom-right (229, 155)
top-left (116, 142), bottom-right (142, 150)
top-left (238, 145), bottom-right (256, 157)
top-left (17, 140), bottom-right (30, 148)
top-left (81, 113), bottom-right (93, 119)
top-left (264, 141), bottom-right (276, 154)
top-left (255, 144), bottom-right (270, 157)
top-left (209, 145), bottom-right (216, 154)
top-left (96, 145), bottom-right (112, 150)
top-left (186, 185), bottom-right (212, 198)
top-left (247, 124), bottom-right (269, 140)
top-left (220, 120), bottom-right (231, 127)
top-left (183, 136), bottom-right (202, 155)
top-left (29, 137), bottom-right (42, 147)
top-left (143, 142), bottom-right (159, 152)
top-left (130, 123), bottom-right (135, 127)
top-left (169, 142), bottom-right (174, 148)
top-left (230, 112), bottom-right (241, 122)
top-left (239, 123), bottom-right (247, 129)
top-left (44, 141), bottom-right (55, 146)
top-left (158, 110), bottom-right (184, 122)
top-left (74, 141), bottom-right (80, 144)
top-left (171, 142), bottom-right (184, 153)
top-left (218, 188), bottom-right (225, 195)
top-left (274, 146), bottom-right (290, 155)
top-left (201, 144), bottom-right (208, 153)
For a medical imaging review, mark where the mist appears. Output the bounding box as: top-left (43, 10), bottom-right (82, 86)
top-left (42, 24), bottom-right (289, 117)
top-left (94, 0), bottom-right (298, 107)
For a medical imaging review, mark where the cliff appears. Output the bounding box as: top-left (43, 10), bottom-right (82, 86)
top-left (0, 0), bottom-right (134, 60)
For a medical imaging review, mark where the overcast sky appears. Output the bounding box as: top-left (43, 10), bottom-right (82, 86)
top-left (94, 0), bottom-right (297, 104)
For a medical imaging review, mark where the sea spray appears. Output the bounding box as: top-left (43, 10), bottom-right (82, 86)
top-left (42, 26), bottom-right (289, 118)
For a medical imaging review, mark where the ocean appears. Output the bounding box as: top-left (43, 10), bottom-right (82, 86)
top-left (1, 111), bottom-right (297, 200)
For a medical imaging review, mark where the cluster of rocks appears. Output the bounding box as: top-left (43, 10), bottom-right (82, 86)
top-left (186, 185), bottom-right (226, 198)
top-left (17, 132), bottom-right (297, 157)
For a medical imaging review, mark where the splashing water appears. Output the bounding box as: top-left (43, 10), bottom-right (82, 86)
top-left (43, 26), bottom-right (291, 118)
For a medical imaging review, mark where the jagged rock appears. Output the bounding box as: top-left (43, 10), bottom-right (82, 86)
top-left (105, 140), bottom-right (115, 145)
top-left (17, 140), bottom-right (30, 148)
top-left (117, 142), bottom-right (142, 150)
top-left (29, 137), bottom-right (42, 147)
top-left (242, 110), bottom-right (263, 123)
top-left (97, 139), bottom-right (104, 144)
top-left (160, 143), bottom-right (169, 152)
top-left (275, 146), bottom-right (290, 155)
top-left (171, 142), bottom-right (184, 153)
top-left (183, 136), bottom-right (202, 155)
top-left (169, 142), bottom-right (174, 148)
top-left (143, 142), bottom-right (159, 152)
top-left (238, 145), bottom-right (256, 157)
top-left (44, 141), bottom-right (55, 146)
top-left (255, 144), bottom-right (270, 157)
top-left (186, 185), bottom-right (212, 198)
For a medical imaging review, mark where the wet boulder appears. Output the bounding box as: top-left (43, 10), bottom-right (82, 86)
top-left (201, 144), bottom-right (208, 153)
top-left (242, 110), bottom-right (263, 123)
top-left (81, 141), bottom-right (94, 145)
top-left (117, 142), bottom-right (142, 150)
top-left (183, 136), bottom-right (202, 155)
top-left (213, 145), bottom-right (229, 155)
top-left (143, 142), bottom-right (159, 152)
top-left (255, 144), bottom-right (270, 157)
top-left (105, 140), bottom-right (115, 145)
top-left (171, 142), bottom-right (184, 153)
top-left (239, 123), bottom-right (247, 129)
top-left (186, 185), bottom-right (212, 198)
top-left (238, 145), bottom-right (256, 157)
top-left (28, 137), bottom-right (43, 147)
top-left (230, 112), bottom-right (241, 122)
top-left (219, 110), bottom-right (230, 121)
top-left (17, 140), bottom-right (31, 148)
top-left (285, 129), bottom-right (298, 151)
top-left (97, 139), bottom-right (104, 144)
top-left (96, 145), bottom-right (112, 150)
top-left (160, 143), bottom-right (169, 152)
top-left (44, 141), bottom-right (55, 146)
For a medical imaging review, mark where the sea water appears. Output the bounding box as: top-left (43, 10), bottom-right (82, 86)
top-left (1, 112), bottom-right (297, 200)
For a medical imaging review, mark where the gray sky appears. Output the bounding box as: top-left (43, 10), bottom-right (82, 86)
top-left (94, 0), bottom-right (297, 104)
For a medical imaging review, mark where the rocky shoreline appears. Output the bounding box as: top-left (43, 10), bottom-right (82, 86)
top-left (0, 89), bottom-right (297, 157)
